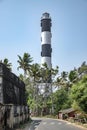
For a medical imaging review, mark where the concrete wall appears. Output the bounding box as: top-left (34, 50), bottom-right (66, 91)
top-left (0, 104), bottom-right (30, 129)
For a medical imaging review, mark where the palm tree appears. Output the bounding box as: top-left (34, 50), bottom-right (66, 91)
top-left (41, 63), bottom-right (51, 83)
top-left (30, 63), bottom-right (41, 115)
top-left (0, 58), bottom-right (12, 71)
top-left (30, 63), bottom-right (40, 82)
top-left (17, 53), bottom-right (33, 77)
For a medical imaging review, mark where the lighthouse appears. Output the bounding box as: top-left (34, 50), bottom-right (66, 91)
top-left (41, 12), bottom-right (52, 70)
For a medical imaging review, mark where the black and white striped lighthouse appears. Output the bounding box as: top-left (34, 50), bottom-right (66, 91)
top-left (41, 12), bottom-right (52, 69)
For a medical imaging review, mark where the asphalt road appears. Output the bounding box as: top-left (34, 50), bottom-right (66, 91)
top-left (29, 117), bottom-right (87, 130)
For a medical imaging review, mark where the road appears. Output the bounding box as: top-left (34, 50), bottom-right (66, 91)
top-left (28, 117), bottom-right (87, 130)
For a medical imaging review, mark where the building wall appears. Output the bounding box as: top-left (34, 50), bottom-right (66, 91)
top-left (0, 63), bottom-right (30, 129)
top-left (58, 111), bottom-right (75, 119)
top-left (0, 63), bottom-right (26, 105)
top-left (0, 104), bottom-right (30, 129)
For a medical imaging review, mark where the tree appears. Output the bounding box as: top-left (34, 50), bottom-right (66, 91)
top-left (61, 71), bottom-right (68, 81)
top-left (0, 58), bottom-right (12, 71)
top-left (68, 69), bottom-right (78, 83)
top-left (53, 88), bottom-right (69, 114)
top-left (41, 63), bottom-right (51, 83)
top-left (29, 63), bottom-right (41, 115)
top-left (17, 53), bottom-right (33, 77)
top-left (30, 63), bottom-right (40, 82)
top-left (70, 75), bottom-right (87, 113)
top-left (78, 61), bottom-right (87, 76)
top-left (55, 71), bottom-right (69, 90)
top-left (55, 77), bottom-right (63, 89)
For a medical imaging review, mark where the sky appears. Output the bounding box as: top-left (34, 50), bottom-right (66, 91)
top-left (0, 0), bottom-right (87, 76)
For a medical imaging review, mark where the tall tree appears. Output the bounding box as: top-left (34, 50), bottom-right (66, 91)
top-left (40, 63), bottom-right (59, 114)
top-left (30, 63), bottom-right (40, 82)
top-left (29, 63), bottom-right (41, 115)
top-left (17, 53), bottom-right (33, 77)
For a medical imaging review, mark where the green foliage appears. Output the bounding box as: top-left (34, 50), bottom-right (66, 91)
top-left (71, 100), bottom-right (81, 111)
top-left (17, 52), bottom-right (33, 76)
top-left (30, 63), bottom-right (41, 82)
top-left (0, 58), bottom-right (12, 71)
top-left (70, 75), bottom-right (87, 113)
top-left (0, 52), bottom-right (87, 117)
top-left (78, 61), bottom-right (87, 75)
top-left (53, 88), bottom-right (70, 114)
top-left (17, 55), bottom-right (87, 116)
top-left (69, 69), bottom-right (78, 83)
top-left (61, 71), bottom-right (68, 81)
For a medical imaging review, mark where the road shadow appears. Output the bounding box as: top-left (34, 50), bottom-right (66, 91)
top-left (32, 119), bottom-right (42, 130)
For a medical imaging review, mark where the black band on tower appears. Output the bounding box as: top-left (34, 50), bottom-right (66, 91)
top-left (41, 44), bottom-right (51, 57)
top-left (41, 19), bottom-right (51, 32)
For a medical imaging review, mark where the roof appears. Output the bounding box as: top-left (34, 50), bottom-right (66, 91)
top-left (59, 108), bottom-right (75, 114)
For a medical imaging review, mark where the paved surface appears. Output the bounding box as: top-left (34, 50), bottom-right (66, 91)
top-left (23, 123), bottom-right (31, 130)
top-left (26, 117), bottom-right (87, 130)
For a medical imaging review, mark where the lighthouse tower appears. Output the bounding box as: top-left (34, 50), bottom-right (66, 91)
top-left (41, 12), bottom-right (52, 70)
